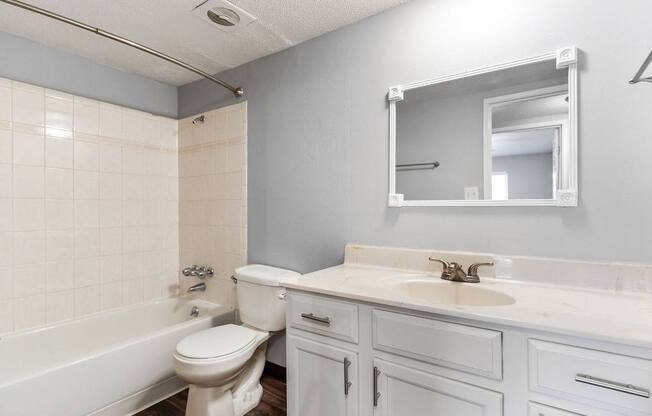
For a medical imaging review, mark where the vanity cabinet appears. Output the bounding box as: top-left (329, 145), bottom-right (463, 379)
top-left (286, 335), bottom-right (359, 416)
top-left (373, 359), bottom-right (503, 416)
top-left (286, 291), bottom-right (651, 416)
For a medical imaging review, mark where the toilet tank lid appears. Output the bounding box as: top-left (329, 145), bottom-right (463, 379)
top-left (235, 264), bottom-right (300, 286)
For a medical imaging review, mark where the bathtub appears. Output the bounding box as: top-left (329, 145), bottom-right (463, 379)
top-left (0, 298), bottom-right (234, 416)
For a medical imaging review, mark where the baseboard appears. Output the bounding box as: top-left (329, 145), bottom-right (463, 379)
top-left (88, 376), bottom-right (187, 416)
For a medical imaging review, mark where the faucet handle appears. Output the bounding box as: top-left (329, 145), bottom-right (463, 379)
top-left (428, 257), bottom-right (451, 270)
top-left (467, 262), bottom-right (495, 278)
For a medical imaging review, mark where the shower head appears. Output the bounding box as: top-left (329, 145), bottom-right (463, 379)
top-left (192, 115), bottom-right (205, 124)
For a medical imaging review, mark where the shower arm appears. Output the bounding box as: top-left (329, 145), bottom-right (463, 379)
top-left (0, 0), bottom-right (244, 97)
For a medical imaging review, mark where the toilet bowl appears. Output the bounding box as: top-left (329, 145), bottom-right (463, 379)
top-left (173, 265), bottom-right (299, 416)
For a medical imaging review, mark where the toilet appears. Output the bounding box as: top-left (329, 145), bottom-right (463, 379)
top-left (174, 264), bottom-right (299, 416)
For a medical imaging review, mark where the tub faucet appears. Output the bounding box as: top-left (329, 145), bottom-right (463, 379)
top-left (187, 282), bottom-right (206, 293)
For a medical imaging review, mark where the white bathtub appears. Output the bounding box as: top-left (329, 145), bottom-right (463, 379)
top-left (0, 298), bottom-right (234, 416)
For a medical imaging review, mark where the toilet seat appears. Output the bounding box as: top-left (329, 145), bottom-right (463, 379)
top-left (176, 324), bottom-right (259, 360)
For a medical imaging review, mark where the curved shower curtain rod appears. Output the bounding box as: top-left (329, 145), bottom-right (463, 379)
top-left (0, 0), bottom-right (244, 97)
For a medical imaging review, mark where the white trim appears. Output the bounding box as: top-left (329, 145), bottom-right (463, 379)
top-left (388, 47), bottom-right (579, 208)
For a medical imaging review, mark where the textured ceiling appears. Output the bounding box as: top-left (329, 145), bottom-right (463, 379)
top-left (0, 0), bottom-right (406, 86)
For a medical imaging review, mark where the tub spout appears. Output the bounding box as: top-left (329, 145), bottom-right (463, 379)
top-left (187, 283), bottom-right (206, 293)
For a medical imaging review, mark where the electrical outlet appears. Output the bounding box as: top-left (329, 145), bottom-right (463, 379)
top-left (464, 187), bottom-right (479, 200)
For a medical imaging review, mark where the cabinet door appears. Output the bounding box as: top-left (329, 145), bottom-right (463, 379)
top-left (373, 359), bottom-right (502, 416)
top-left (287, 335), bottom-right (358, 416)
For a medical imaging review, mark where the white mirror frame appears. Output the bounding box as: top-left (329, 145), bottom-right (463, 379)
top-left (388, 46), bottom-right (579, 208)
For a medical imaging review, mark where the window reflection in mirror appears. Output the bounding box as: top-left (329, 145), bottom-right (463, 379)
top-left (395, 59), bottom-right (568, 202)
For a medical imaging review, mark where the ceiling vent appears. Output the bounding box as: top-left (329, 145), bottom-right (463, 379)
top-left (192, 0), bottom-right (256, 33)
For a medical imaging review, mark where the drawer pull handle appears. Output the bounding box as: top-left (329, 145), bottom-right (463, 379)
top-left (373, 366), bottom-right (381, 406)
top-left (575, 374), bottom-right (650, 398)
top-left (343, 358), bottom-right (352, 396)
top-left (300, 312), bottom-right (331, 326)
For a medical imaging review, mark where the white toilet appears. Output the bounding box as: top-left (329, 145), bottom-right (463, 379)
top-left (174, 264), bottom-right (299, 416)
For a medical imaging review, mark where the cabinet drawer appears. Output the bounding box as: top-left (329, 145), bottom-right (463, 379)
top-left (528, 402), bottom-right (583, 416)
top-left (372, 309), bottom-right (502, 379)
top-left (288, 292), bottom-right (359, 343)
top-left (528, 339), bottom-right (652, 414)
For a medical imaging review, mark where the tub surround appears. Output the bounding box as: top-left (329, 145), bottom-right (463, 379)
top-left (282, 244), bottom-right (652, 348)
top-left (178, 102), bottom-right (247, 309)
top-left (0, 77), bottom-right (180, 336)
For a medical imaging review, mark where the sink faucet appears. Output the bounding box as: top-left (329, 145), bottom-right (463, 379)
top-left (428, 258), bottom-right (494, 283)
top-left (187, 282), bottom-right (206, 293)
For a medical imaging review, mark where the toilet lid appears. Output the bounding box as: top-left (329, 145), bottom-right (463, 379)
top-left (176, 324), bottom-right (258, 359)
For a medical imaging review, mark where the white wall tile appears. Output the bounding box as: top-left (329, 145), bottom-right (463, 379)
top-left (46, 261), bottom-right (74, 292)
top-left (0, 129), bottom-right (12, 164)
top-left (73, 170), bottom-right (98, 199)
top-left (73, 98), bottom-right (99, 135)
top-left (74, 257), bottom-right (100, 288)
top-left (74, 228), bottom-right (100, 259)
top-left (99, 143), bottom-right (122, 173)
top-left (100, 281), bottom-right (122, 310)
top-left (100, 227), bottom-right (122, 255)
top-left (100, 254), bottom-right (122, 283)
top-left (13, 263), bottom-right (45, 298)
top-left (99, 172), bottom-right (122, 200)
top-left (13, 231), bottom-right (45, 265)
top-left (46, 230), bottom-right (74, 262)
top-left (122, 278), bottom-right (143, 306)
top-left (45, 91), bottom-right (73, 132)
top-left (74, 285), bottom-right (100, 316)
top-left (0, 266), bottom-right (12, 300)
top-left (0, 300), bottom-right (13, 334)
top-left (13, 165), bottom-right (44, 198)
top-left (0, 232), bottom-right (11, 265)
top-left (0, 85), bottom-right (11, 122)
top-left (123, 110), bottom-right (145, 143)
top-left (46, 290), bottom-right (74, 323)
top-left (0, 164), bottom-right (10, 199)
top-left (13, 293), bottom-right (45, 331)
top-left (46, 199), bottom-right (74, 230)
top-left (13, 199), bottom-right (45, 231)
top-left (45, 136), bottom-right (73, 169)
top-left (45, 168), bottom-right (73, 199)
top-left (12, 85), bottom-right (44, 127)
top-left (99, 103), bottom-right (123, 138)
top-left (73, 140), bottom-right (99, 171)
top-left (13, 131), bottom-right (44, 166)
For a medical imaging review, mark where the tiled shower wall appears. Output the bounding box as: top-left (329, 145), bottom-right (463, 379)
top-left (179, 103), bottom-right (247, 309)
top-left (0, 78), bottom-right (179, 335)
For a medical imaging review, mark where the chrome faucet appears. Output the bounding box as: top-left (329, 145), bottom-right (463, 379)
top-left (428, 257), bottom-right (494, 283)
top-left (182, 265), bottom-right (214, 279)
top-left (187, 282), bottom-right (206, 293)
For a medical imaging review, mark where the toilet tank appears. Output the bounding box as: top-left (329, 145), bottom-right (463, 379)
top-left (235, 265), bottom-right (300, 331)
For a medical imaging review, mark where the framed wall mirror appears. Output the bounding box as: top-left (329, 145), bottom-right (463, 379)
top-left (387, 47), bottom-right (578, 207)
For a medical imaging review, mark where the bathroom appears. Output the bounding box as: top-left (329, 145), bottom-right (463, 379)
top-left (0, 0), bottom-right (651, 415)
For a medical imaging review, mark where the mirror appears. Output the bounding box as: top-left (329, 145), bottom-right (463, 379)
top-left (388, 48), bottom-right (578, 207)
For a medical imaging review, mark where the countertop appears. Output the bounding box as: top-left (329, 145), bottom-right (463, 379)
top-left (282, 264), bottom-right (652, 349)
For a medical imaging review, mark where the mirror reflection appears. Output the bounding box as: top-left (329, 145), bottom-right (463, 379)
top-left (395, 60), bottom-right (568, 201)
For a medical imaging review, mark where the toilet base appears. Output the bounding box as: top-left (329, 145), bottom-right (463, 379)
top-left (184, 343), bottom-right (268, 416)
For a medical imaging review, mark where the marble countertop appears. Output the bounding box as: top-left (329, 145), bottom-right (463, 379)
top-left (282, 264), bottom-right (652, 349)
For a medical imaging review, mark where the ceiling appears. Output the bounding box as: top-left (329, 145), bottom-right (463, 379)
top-left (0, 0), bottom-right (406, 86)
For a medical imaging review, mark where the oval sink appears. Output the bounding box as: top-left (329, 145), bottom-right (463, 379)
top-left (394, 279), bottom-right (515, 307)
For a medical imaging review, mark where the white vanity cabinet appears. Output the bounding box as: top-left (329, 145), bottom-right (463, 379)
top-left (286, 290), bottom-right (652, 416)
top-left (287, 335), bottom-right (359, 416)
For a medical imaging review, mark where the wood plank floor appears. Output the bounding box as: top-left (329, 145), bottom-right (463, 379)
top-left (136, 366), bottom-right (286, 416)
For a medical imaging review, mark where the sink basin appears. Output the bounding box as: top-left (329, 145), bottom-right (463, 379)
top-left (394, 279), bottom-right (515, 307)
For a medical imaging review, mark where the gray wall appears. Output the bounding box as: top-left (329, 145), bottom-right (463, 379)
top-left (493, 153), bottom-right (553, 199)
top-left (179, 0), bottom-right (652, 271)
top-left (0, 32), bottom-right (178, 117)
